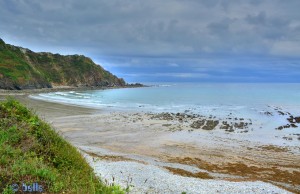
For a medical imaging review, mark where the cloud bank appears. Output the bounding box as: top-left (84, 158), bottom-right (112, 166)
top-left (1, 0), bottom-right (299, 82)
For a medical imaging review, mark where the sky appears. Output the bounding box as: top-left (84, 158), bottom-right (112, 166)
top-left (0, 0), bottom-right (300, 83)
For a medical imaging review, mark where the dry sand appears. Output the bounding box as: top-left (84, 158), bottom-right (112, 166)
top-left (5, 95), bottom-right (299, 193)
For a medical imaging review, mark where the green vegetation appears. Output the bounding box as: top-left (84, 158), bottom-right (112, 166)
top-left (0, 38), bottom-right (125, 90)
top-left (0, 98), bottom-right (125, 193)
top-left (0, 43), bottom-right (41, 83)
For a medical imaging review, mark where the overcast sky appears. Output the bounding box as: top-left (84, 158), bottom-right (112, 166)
top-left (1, 0), bottom-right (300, 83)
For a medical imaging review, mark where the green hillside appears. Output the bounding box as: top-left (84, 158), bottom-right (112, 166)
top-left (0, 98), bottom-right (125, 193)
top-left (0, 39), bottom-right (125, 90)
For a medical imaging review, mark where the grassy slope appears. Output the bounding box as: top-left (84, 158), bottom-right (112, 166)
top-left (25, 52), bottom-right (123, 86)
top-left (0, 41), bottom-right (44, 83)
top-left (0, 99), bottom-right (125, 193)
top-left (0, 38), bottom-right (125, 89)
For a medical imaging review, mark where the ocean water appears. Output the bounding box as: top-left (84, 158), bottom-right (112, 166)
top-left (31, 83), bottom-right (300, 145)
top-left (31, 83), bottom-right (300, 115)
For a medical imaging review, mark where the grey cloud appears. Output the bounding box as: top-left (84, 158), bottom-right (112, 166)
top-left (246, 12), bottom-right (267, 25)
top-left (207, 18), bottom-right (232, 36)
top-left (0, 0), bottom-right (299, 58)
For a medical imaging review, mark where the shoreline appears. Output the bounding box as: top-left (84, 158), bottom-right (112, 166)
top-left (0, 84), bottom-right (146, 95)
top-left (6, 93), bottom-right (298, 193)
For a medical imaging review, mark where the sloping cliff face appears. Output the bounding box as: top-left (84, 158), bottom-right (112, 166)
top-left (0, 38), bottom-right (125, 90)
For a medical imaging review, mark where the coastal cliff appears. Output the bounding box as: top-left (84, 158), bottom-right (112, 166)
top-left (0, 38), bottom-right (125, 90)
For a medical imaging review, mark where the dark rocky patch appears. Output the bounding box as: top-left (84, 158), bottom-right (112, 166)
top-left (276, 126), bottom-right (284, 130)
top-left (241, 130), bottom-right (249, 133)
top-left (202, 120), bottom-right (219, 130)
top-left (287, 116), bottom-right (295, 123)
top-left (276, 114), bottom-right (300, 130)
top-left (291, 124), bottom-right (298, 128)
top-left (295, 117), bottom-right (300, 123)
top-left (128, 83), bottom-right (144, 87)
top-left (225, 128), bottom-right (235, 132)
top-left (234, 122), bottom-right (247, 129)
top-left (151, 112), bottom-right (174, 120)
top-left (220, 121), bottom-right (231, 130)
top-left (221, 120), bottom-right (251, 132)
top-left (190, 120), bottom-right (205, 129)
top-left (286, 115), bottom-right (300, 124)
top-left (150, 112), bottom-right (252, 132)
top-left (283, 136), bottom-right (293, 141)
top-left (263, 111), bottom-right (273, 116)
top-left (276, 124), bottom-right (292, 130)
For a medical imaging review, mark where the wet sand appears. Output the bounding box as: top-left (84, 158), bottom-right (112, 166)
top-left (50, 112), bottom-right (300, 193)
top-left (5, 95), bottom-right (299, 193)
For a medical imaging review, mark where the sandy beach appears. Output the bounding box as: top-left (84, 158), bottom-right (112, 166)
top-left (4, 94), bottom-right (297, 193)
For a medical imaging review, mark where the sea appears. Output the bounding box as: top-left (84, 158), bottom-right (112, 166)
top-left (30, 83), bottom-right (300, 145)
top-left (31, 83), bottom-right (300, 114)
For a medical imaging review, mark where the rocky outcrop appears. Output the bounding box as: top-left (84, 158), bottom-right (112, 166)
top-left (0, 38), bottom-right (126, 90)
top-left (0, 78), bottom-right (52, 90)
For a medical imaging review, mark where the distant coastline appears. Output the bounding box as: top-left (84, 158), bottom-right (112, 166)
top-left (0, 83), bottom-right (145, 95)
